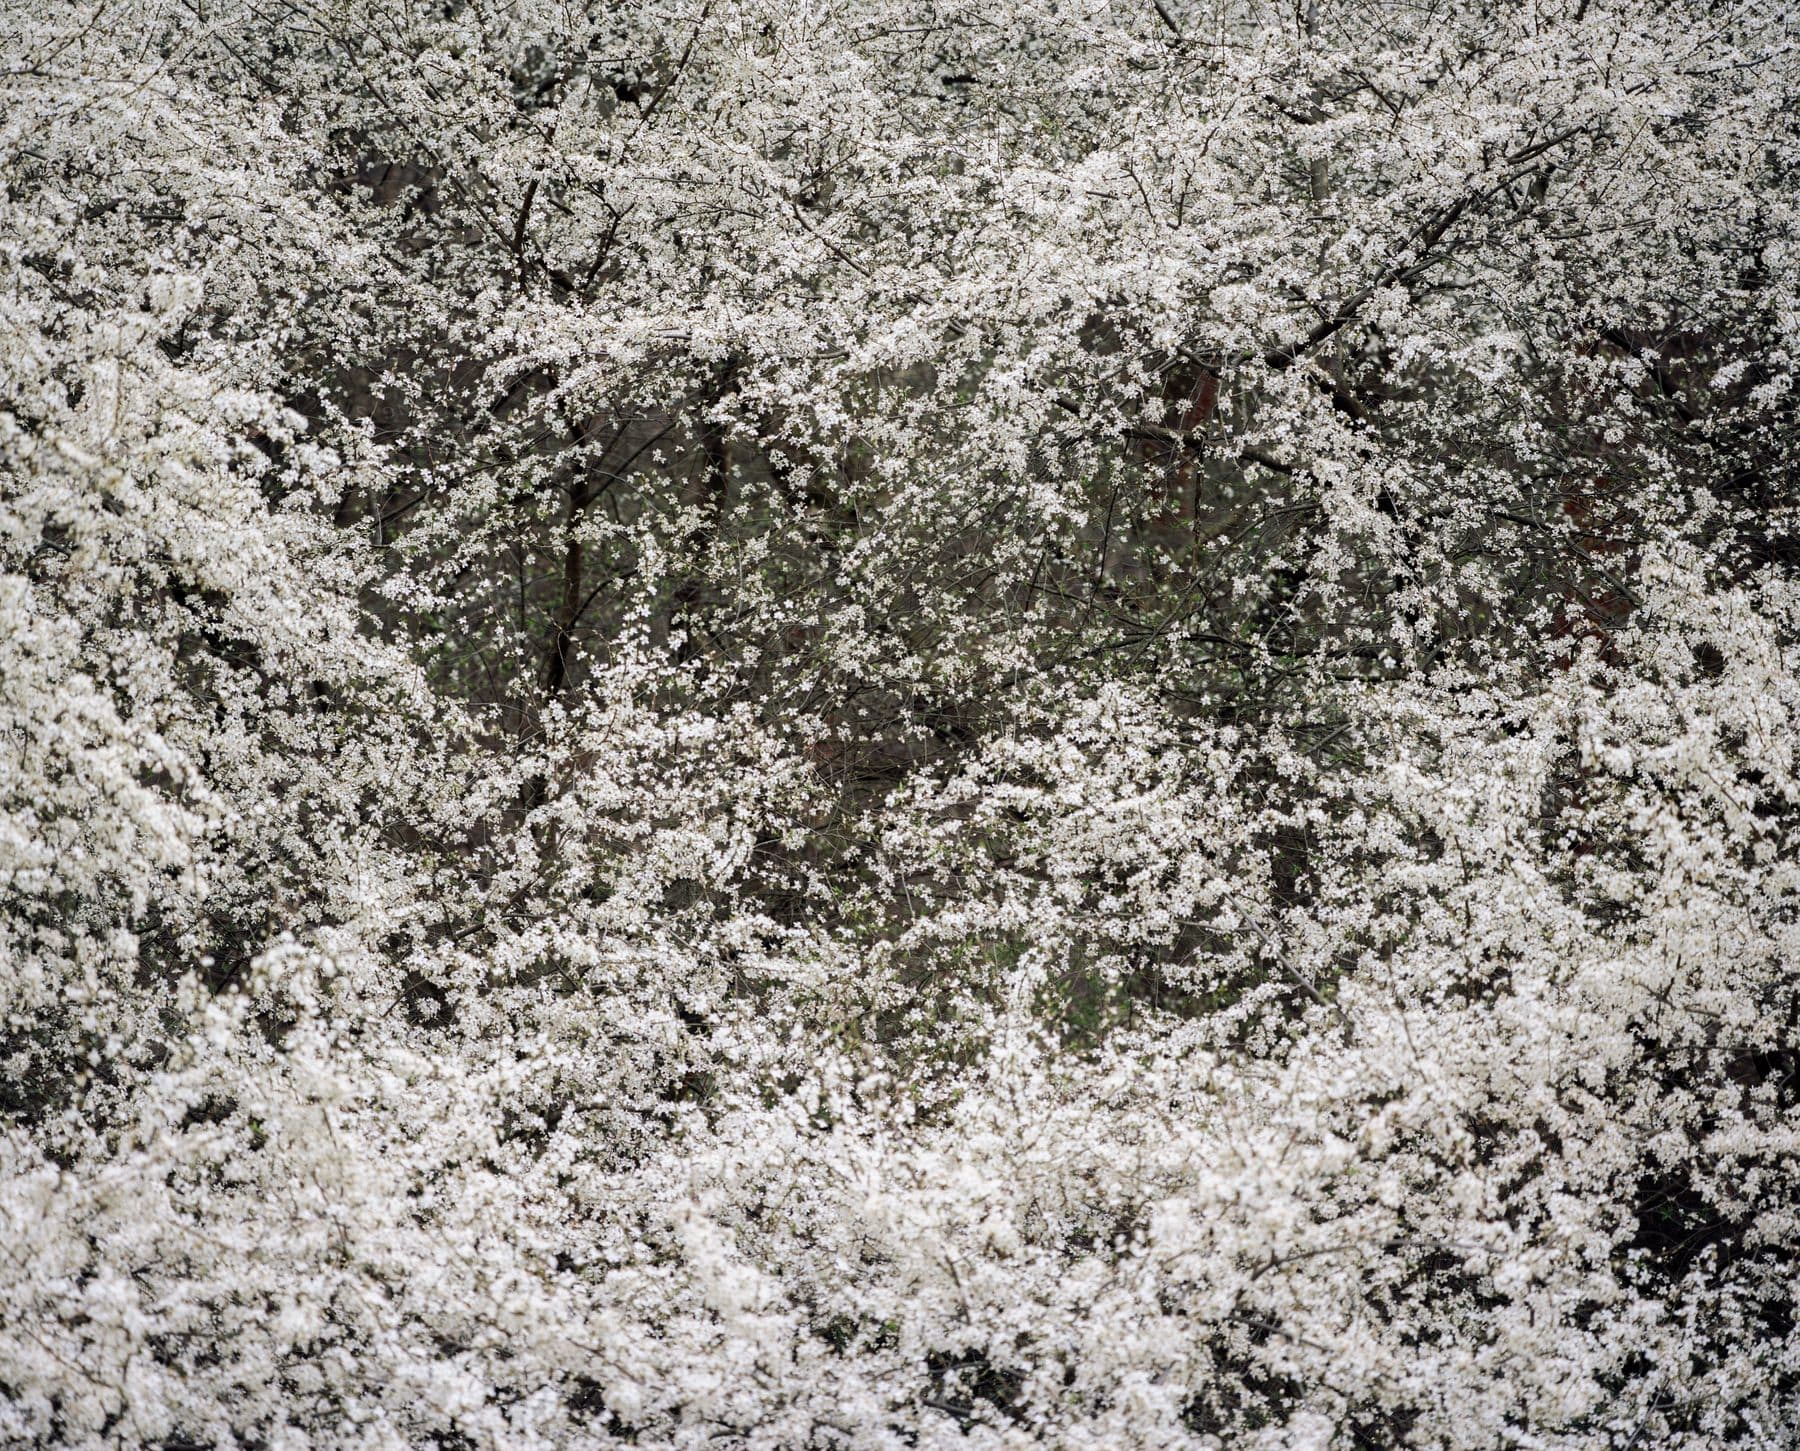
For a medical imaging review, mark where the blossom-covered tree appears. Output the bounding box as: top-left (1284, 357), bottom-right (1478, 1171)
top-left (2, 0), bottom-right (1797, 1445)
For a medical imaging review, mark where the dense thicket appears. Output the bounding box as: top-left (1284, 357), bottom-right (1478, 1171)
top-left (3, 0), bottom-right (1798, 1445)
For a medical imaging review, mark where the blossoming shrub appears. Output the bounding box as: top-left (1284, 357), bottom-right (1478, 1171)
top-left (2, 0), bottom-right (1797, 1445)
